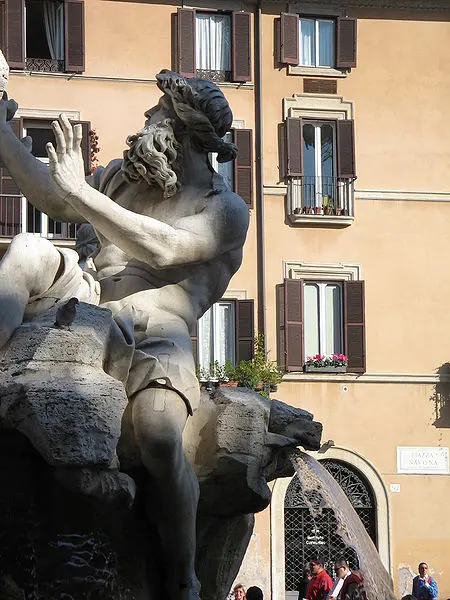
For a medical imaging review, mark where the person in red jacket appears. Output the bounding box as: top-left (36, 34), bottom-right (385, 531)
top-left (333, 560), bottom-right (367, 600)
top-left (306, 558), bottom-right (333, 600)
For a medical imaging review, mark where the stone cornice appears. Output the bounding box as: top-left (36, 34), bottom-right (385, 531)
top-left (264, 0), bottom-right (450, 11)
top-left (282, 372), bottom-right (450, 383)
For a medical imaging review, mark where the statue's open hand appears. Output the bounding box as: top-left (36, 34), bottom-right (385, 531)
top-left (46, 113), bottom-right (86, 200)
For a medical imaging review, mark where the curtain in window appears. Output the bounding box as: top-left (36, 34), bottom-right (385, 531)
top-left (325, 284), bottom-right (343, 355)
top-left (299, 19), bottom-right (315, 66)
top-left (196, 13), bottom-right (231, 71)
top-left (318, 20), bottom-right (334, 67)
top-left (44, 1), bottom-right (64, 61)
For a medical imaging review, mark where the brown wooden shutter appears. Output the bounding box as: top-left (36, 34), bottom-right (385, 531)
top-left (70, 120), bottom-right (91, 175)
top-left (284, 278), bottom-right (304, 372)
top-left (233, 128), bottom-right (253, 207)
top-left (236, 299), bottom-right (254, 363)
top-left (0, 117), bottom-right (22, 236)
top-left (280, 13), bottom-right (299, 65)
top-left (336, 17), bottom-right (357, 69)
top-left (190, 320), bottom-right (198, 367)
top-left (232, 12), bottom-right (251, 82)
top-left (344, 280), bottom-right (365, 373)
top-left (64, 0), bottom-right (85, 73)
top-left (0, 1), bottom-right (6, 54)
top-left (286, 118), bottom-right (303, 177)
top-left (337, 119), bottom-right (356, 179)
top-left (6, 0), bottom-right (24, 69)
top-left (177, 8), bottom-right (195, 78)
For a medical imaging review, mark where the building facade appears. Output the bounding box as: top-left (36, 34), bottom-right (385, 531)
top-left (1, 0), bottom-right (450, 597)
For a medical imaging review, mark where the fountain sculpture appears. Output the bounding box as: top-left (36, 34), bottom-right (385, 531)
top-left (0, 62), bottom-right (394, 599)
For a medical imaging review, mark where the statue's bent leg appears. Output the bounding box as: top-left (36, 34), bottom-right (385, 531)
top-left (0, 233), bottom-right (62, 348)
top-left (131, 386), bottom-right (200, 600)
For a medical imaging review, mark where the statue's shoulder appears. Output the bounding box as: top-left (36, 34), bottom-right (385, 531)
top-left (89, 159), bottom-right (124, 192)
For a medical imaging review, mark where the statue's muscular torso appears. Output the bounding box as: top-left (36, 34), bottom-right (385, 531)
top-left (90, 162), bottom-right (246, 339)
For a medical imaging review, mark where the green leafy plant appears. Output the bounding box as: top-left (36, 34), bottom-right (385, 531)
top-left (226, 334), bottom-right (282, 398)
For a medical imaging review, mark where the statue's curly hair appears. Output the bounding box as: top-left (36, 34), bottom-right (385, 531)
top-left (156, 69), bottom-right (237, 163)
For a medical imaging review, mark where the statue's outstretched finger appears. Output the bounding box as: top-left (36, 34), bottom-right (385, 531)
top-left (60, 113), bottom-right (73, 150)
top-left (46, 142), bottom-right (58, 169)
top-left (51, 119), bottom-right (66, 154)
top-left (73, 123), bottom-right (83, 150)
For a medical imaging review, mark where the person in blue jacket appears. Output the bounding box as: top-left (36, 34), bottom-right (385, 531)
top-left (413, 562), bottom-right (438, 600)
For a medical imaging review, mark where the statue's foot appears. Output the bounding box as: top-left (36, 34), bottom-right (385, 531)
top-left (55, 467), bottom-right (136, 510)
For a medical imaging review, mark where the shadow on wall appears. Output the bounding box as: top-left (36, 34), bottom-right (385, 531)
top-left (430, 363), bottom-right (450, 428)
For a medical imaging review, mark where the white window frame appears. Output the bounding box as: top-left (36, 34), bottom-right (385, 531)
top-left (304, 280), bottom-right (344, 358)
top-left (198, 300), bottom-right (236, 377)
top-left (299, 17), bottom-right (335, 69)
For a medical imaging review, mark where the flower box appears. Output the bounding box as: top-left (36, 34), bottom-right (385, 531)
top-left (304, 365), bottom-right (347, 373)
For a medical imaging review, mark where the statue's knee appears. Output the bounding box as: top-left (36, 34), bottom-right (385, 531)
top-left (8, 232), bottom-right (55, 257)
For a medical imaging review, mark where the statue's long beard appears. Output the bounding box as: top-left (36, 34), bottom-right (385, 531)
top-left (121, 119), bottom-right (181, 198)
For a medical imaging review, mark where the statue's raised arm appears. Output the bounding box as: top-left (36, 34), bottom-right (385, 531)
top-left (0, 98), bottom-right (85, 223)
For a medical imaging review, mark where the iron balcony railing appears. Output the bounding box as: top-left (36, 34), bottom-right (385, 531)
top-left (0, 194), bottom-right (78, 240)
top-left (288, 175), bottom-right (354, 217)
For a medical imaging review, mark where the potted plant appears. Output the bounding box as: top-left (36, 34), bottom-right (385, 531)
top-left (304, 353), bottom-right (348, 373)
top-left (224, 334), bottom-right (283, 398)
top-left (322, 195), bottom-right (334, 215)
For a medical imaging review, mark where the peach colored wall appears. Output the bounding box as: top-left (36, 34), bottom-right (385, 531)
top-left (263, 195), bottom-right (450, 374)
top-left (260, 8), bottom-right (450, 192)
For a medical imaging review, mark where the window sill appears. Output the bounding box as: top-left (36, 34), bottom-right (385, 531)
top-left (288, 65), bottom-right (348, 78)
top-left (288, 213), bottom-right (354, 227)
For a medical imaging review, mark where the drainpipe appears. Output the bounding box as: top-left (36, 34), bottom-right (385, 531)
top-left (255, 0), bottom-right (266, 350)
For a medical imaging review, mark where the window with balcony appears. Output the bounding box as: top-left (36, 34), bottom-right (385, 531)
top-left (277, 278), bottom-right (365, 373)
top-left (173, 8), bottom-right (251, 83)
top-left (192, 299), bottom-right (254, 376)
top-left (0, 0), bottom-right (85, 74)
top-left (0, 117), bottom-right (90, 240)
top-left (279, 13), bottom-right (356, 73)
top-left (285, 116), bottom-right (356, 221)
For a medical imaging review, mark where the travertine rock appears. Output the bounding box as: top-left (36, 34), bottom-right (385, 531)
top-left (0, 303), bottom-right (127, 468)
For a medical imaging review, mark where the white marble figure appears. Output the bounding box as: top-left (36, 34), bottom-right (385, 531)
top-left (0, 69), bottom-right (249, 600)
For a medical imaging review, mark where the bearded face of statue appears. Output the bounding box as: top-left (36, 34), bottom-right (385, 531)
top-left (121, 108), bottom-right (181, 198)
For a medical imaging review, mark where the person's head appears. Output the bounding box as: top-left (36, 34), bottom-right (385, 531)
top-left (309, 558), bottom-right (325, 575)
top-left (334, 559), bottom-right (350, 579)
top-left (246, 586), bottom-right (263, 600)
top-left (233, 583), bottom-right (246, 600)
top-left (418, 562), bottom-right (429, 578)
top-left (122, 69), bottom-right (237, 198)
top-left (302, 564), bottom-right (312, 581)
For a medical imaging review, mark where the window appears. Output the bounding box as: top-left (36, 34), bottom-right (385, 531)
top-left (0, 0), bottom-right (85, 73)
top-left (25, 0), bottom-right (64, 72)
top-left (0, 117), bottom-right (90, 240)
top-left (304, 281), bottom-right (343, 357)
top-left (285, 117), bottom-right (355, 218)
top-left (210, 132), bottom-right (234, 191)
top-left (279, 13), bottom-right (356, 72)
top-left (173, 8), bottom-right (251, 83)
top-left (196, 12), bottom-right (231, 82)
top-left (277, 278), bottom-right (365, 373)
top-left (299, 17), bottom-right (334, 68)
top-left (198, 301), bottom-right (236, 374)
top-left (192, 299), bottom-right (254, 375)
top-left (209, 128), bottom-right (254, 208)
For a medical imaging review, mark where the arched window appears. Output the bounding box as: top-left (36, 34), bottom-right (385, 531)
top-left (283, 459), bottom-right (377, 596)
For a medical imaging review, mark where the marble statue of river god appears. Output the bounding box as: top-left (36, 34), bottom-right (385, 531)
top-left (0, 69), bottom-right (324, 600)
top-left (0, 69), bottom-right (249, 600)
